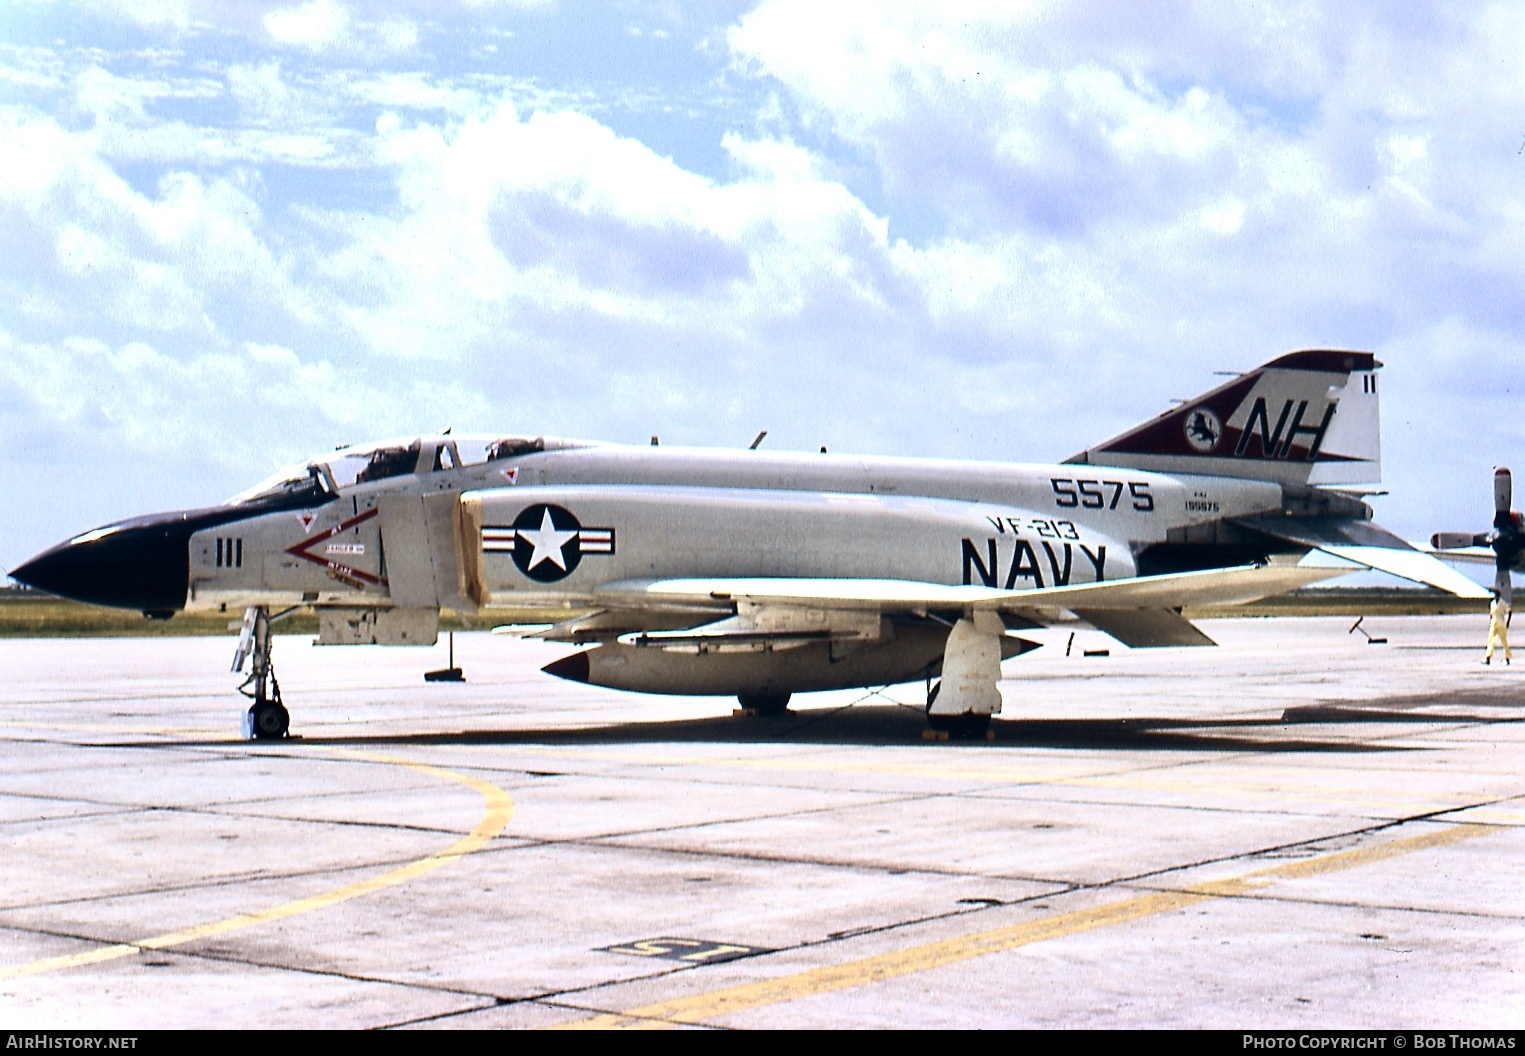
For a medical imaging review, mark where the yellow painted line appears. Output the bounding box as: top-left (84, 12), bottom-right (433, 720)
top-left (0, 748), bottom-right (513, 981)
top-left (552, 822), bottom-right (1488, 1029)
top-left (1248, 823), bottom-right (1489, 882)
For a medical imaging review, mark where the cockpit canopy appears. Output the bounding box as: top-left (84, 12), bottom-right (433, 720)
top-left (226, 434), bottom-right (579, 507)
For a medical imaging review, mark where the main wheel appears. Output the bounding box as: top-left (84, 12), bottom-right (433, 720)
top-left (925, 712), bottom-right (991, 739)
top-left (736, 692), bottom-right (792, 717)
top-left (250, 701), bottom-right (290, 740)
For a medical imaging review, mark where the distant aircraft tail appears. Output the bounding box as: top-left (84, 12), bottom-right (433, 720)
top-left (1066, 350), bottom-right (1381, 486)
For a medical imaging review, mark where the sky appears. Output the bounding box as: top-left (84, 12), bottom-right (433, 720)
top-left (3, 1), bottom-right (1524, 575)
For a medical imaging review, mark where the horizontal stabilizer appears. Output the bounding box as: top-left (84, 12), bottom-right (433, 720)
top-left (1237, 515), bottom-right (1492, 598)
top-left (1072, 608), bottom-right (1216, 648)
top-left (1317, 545), bottom-right (1492, 599)
top-left (1236, 513), bottom-right (1409, 550)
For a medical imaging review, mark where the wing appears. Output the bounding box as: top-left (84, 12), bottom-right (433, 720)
top-left (540, 561), bottom-right (1351, 651)
top-left (594, 562), bottom-right (1346, 612)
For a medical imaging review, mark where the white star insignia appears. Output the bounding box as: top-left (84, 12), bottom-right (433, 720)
top-left (519, 508), bottom-right (578, 571)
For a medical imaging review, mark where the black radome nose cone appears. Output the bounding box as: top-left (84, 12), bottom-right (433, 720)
top-left (12, 516), bottom-right (193, 615)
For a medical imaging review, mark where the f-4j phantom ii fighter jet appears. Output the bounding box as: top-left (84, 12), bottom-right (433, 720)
top-left (11, 350), bottom-right (1488, 739)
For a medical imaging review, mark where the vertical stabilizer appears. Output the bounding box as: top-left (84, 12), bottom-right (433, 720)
top-left (1066, 350), bottom-right (1381, 486)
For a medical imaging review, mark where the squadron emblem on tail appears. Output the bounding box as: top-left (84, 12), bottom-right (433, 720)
top-left (1183, 408), bottom-right (1222, 452)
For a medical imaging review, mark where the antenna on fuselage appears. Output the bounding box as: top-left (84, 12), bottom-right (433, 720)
top-left (749, 431), bottom-right (768, 450)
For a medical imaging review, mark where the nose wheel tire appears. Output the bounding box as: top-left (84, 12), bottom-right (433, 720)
top-left (250, 701), bottom-right (290, 740)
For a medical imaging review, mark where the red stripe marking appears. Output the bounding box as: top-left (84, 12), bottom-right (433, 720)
top-left (285, 507), bottom-right (386, 586)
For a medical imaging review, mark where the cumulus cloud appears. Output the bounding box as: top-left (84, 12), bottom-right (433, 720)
top-left (733, 2), bottom-right (1278, 238)
top-left (322, 102), bottom-right (906, 370)
top-left (0, 111), bottom-right (324, 348)
top-left (721, 1), bottom-right (1525, 533)
top-left (260, 0), bottom-right (421, 57)
top-left (264, 0), bottom-right (350, 49)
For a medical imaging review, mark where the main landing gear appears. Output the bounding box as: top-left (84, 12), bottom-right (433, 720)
top-left (735, 692), bottom-right (792, 717)
top-left (235, 606), bottom-right (290, 740)
top-left (924, 680), bottom-right (993, 739)
top-left (923, 614), bottom-right (1003, 741)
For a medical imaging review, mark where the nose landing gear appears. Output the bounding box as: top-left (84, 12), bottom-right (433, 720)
top-left (234, 606), bottom-right (292, 740)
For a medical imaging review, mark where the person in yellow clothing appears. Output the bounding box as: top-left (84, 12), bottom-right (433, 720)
top-left (1485, 593), bottom-right (1512, 665)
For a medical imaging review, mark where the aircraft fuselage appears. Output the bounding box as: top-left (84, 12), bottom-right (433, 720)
top-left (16, 438), bottom-right (1288, 622)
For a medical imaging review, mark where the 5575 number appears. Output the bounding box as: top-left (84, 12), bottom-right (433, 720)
top-left (1051, 478), bottom-right (1154, 512)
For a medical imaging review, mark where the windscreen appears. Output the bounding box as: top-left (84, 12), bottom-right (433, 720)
top-left (226, 463), bottom-right (331, 507)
